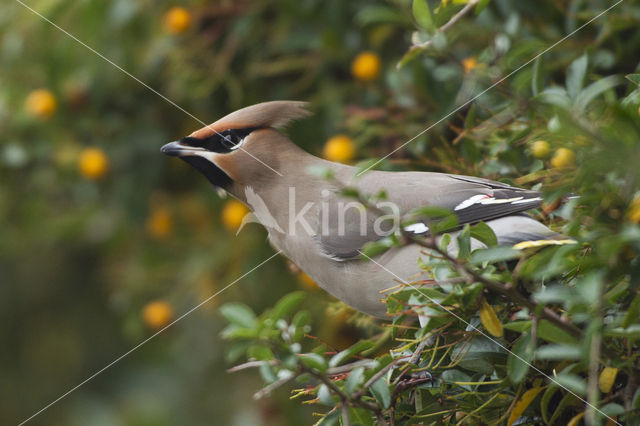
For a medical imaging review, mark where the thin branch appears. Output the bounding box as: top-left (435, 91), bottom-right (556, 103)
top-left (227, 360), bottom-right (277, 373)
top-left (342, 400), bottom-right (351, 426)
top-left (253, 373), bottom-right (297, 399)
top-left (414, 0), bottom-right (480, 47)
top-left (439, 0), bottom-right (480, 33)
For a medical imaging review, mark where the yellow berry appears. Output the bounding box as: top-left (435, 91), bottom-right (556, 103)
top-left (25, 89), bottom-right (57, 119)
top-left (163, 7), bottom-right (191, 34)
top-left (351, 52), bottom-right (381, 82)
top-left (462, 56), bottom-right (478, 74)
top-left (628, 195), bottom-right (640, 224)
top-left (297, 272), bottom-right (318, 291)
top-left (550, 147), bottom-right (576, 169)
top-left (146, 207), bottom-right (173, 239)
top-left (221, 200), bottom-right (249, 230)
top-left (142, 301), bottom-right (174, 330)
top-left (78, 147), bottom-right (108, 179)
top-left (323, 135), bottom-right (355, 163)
top-left (531, 140), bottom-right (551, 159)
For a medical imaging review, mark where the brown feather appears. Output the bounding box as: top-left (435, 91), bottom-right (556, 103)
top-left (189, 101), bottom-right (310, 139)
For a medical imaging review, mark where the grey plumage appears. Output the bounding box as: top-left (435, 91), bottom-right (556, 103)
top-left (162, 101), bottom-right (565, 318)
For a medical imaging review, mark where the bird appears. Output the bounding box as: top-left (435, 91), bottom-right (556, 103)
top-left (161, 101), bottom-right (568, 319)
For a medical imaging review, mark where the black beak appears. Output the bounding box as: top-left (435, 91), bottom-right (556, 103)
top-left (161, 141), bottom-right (203, 157)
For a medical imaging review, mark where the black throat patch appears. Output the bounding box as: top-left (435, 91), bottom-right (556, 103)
top-left (180, 156), bottom-right (233, 189)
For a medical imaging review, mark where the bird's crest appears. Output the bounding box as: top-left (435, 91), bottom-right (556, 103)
top-left (190, 101), bottom-right (311, 139)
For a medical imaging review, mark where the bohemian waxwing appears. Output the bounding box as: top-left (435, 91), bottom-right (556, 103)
top-left (161, 101), bottom-right (563, 318)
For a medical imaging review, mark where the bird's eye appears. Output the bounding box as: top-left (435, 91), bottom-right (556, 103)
top-left (221, 131), bottom-right (244, 150)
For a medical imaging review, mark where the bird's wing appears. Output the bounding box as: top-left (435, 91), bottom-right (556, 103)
top-left (315, 171), bottom-right (544, 261)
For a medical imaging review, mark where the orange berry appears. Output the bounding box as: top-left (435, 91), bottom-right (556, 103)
top-left (628, 195), bottom-right (640, 224)
top-left (351, 52), bottom-right (381, 82)
top-left (142, 301), bottom-right (173, 330)
top-left (323, 135), bottom-right (355, 163)
top-left (25, 89), bottom-right (57, 119)
top-left (297, 272), bottom-right (318, 291)
top-left (163, 7), bottom-right (191, 34)
top-left (462, 56), bottom-right (478, 74)
top-left (531, 140), bottom-right (551, 159)
top-left (221, 200), bottom-right (249, 230)
top-left (146, 207), bottom-right (173, 239)
top-left (550, 148), bottom-right (575, 169)
top-left (78, 147), bottom-right (108, 179)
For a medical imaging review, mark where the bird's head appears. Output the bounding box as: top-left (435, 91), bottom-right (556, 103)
top-left (161, 101), bottom-right (311, 193)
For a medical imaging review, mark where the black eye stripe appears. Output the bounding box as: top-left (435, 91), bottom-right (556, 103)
top-left (179, 128), bottom-right (261, 153)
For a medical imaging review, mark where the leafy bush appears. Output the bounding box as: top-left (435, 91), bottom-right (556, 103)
top-left (4, 0), bottom-right (640, 424)
top-left (222, 1), bottom-right (640, 425)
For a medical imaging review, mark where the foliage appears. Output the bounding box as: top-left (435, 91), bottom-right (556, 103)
top-left (3, 0), bottom-right (640, 425)
top-left (221, 1), bottom-right (640, 425)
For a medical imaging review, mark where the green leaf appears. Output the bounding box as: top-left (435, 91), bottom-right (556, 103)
top-left (348, 407), bottom-right (375, 426)
top-left (248, 345), bottom-right (274, 361)
top-left (345, 366), bottom-right (365, 394)
top-left (361, 237), bottom-right (396, 258)
top-left (412, 0), bottom-right (434, 33)
top-left (536, 344), bottom-right (582, 360)
top-left (605, 280), bottom-right (629, 304)
top-left (540, 384), bottom-right (559, 424)
top-left (221, 325), bottom-right (259, 340)
top-left (632, 386), bottom-right (640, 409)
top-left (328, 340), bottom-right (374, 368)
top-left (220, 303), bottom-right (257, 329)
top-left (475, 0), bottom-right (491, 14)
top-left (397, 45), bottom-right (426, 69)
top-left (299, 353), bottom-right (327, 372)
top-left (470, 246), bottom-right (521, 264)
top-left (270, 291), bottom-right (306, 321)
top-left (370, 377), bottom-right (391, 409)
top-left (317, 384), bottom-right (334, 406)
top-left (464, 103), bottom-right (476, 129)
top-left (409, 206), bottom-right (459, 234)
top-left (470, 222), bottom-right (498, 247)
top-left (537, 320), bottom-right (578, 344)
top-left (440, 369), bottom-right (472, 390)
top-left (623, 292), bottom-right (640, 328)
top-left (508, 332), bottom-right (534, 384)
top-left (537, 86), bottom-right (571, 109)
top-left (439, 233), bottom-right (452, 252)
top-left (503, 321), bottom-right (532, 332)
top-left (626, 73), bottom-right (640, 86)
top-left (411, 205), bottom-right (456, 219)
top-left (533, 285), bottom-right (572, 304)
top-left (354, 158), bottom-right (383, 175)
top-left (292, 310), bottom-right (311, 329)
top-left (567, 54), bottom-right (588, 100)
top-left (355, 6), bottom-right (409, 26)
top-left (555, 373), bottom-right (586, 396)
top-left (574, 75), bottom-right (623, 112)
top-left (306, 165), bottom-right (334, 179)
top-left (600, 403), bottom-right (625, 417)
top-left (531, 56), bottom-right (542, 96)
top-left (457, 224), bottom-right (471, 259)
top-left (604, 325), bottom-right (640, 339)
top-left (259, 363), bottom-right (277, 383)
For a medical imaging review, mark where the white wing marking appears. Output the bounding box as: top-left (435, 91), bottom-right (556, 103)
top-left (404, 223), bottom-right (429, 234)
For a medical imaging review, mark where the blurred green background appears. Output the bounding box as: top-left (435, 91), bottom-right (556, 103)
top-left (2, 0), bottom-right (639, 425)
